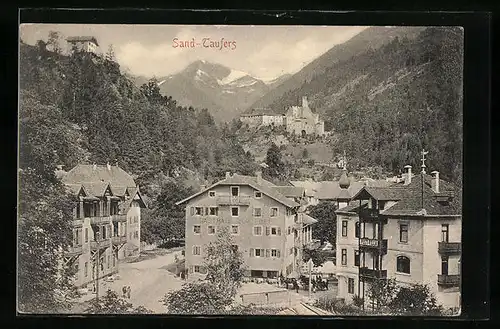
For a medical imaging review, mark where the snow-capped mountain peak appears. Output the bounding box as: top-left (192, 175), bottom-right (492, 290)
top-left (218, 69), bottom-right (250, 85)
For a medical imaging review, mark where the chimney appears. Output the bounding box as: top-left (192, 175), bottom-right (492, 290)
top-left (431, 171), bottom-right (440, 193)
top-left (225, 171), bottom-right (231, 179)
top-left (106, 162), bottom-right (111, 171)
top-left (404, 165), bottom-right (412, 185)
top-left (256, 170), bottom-right (262, 183)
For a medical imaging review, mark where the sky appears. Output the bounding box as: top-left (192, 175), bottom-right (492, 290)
top-left (20, 24), bottom-right (368, 80)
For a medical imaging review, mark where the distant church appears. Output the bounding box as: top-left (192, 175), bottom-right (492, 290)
top-left (240, 96), bottom-right (325, 136)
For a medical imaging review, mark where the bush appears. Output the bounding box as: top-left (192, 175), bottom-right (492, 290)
top-left (352, 294), bottom-right (364, 308)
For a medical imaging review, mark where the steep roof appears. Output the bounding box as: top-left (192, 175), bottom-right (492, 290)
top-left (66, 36), bottom-right (99, 46)
top-left (351, 174), bottom-right (461, 217)
top-left (336, 200), bottom-right (369, 214)
top-left (271, 186), bottom-right (305, 198)
top-left (176, 173), bottom-right (299, 208)
top-left (240, 107), bottom-right (283, 117)
top-left (62, 164), bottom-right (136, 189)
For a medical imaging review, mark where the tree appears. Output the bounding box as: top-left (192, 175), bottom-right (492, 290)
top-left (366, 278), bottom-right (399, 312)
top-left (264, 142), bottom-right (285, 179)
top-left (85, 289), bottom-right (152, 314)
top-left (302, 248), bottom-right (327, 267)
top-left (389, 284), bottom-right (443, 316)
top-left (163, 227), bottom-right (246, 314)
top-left (47, 31), bottom-right (62, 54)
top-left (307, 202), bottom-right (337, 246)
top-left (106, 44), bottom-right (116, 62)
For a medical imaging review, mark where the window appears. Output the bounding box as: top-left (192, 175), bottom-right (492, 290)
top-left (253, 226), bottom-right (263, 236)
top-left (193, 225), bottom-right (201, 234)
top-left (399, 223), bottom-right (408, 243)
top-left (192, 246), bottom-right (201, 255)
top-left (354, 250), bottom-right (360, 267)
top-left (342, 220), bottom-right (348, 237)
top-left (254, 191), bottom-right (262, 198)
top-left (255, 249), bottom-right (263, 257)
top-left (209, 191), bottom-right (216, 197)
top-left (270, 207), bottom-right (279, 217)
top-left (195, 207), bottom-right (203, 216)
top-left (231, 225), bottom-right (239, 235)
top-left (287, 226), bottom-right (291, 235)
top-left (441, 224), bottom-right (449, 242)
top-left (271, 249), bottom-right (279, 257)
top-left (209, 207), bottom-right (218, 216)
top-left (208, 225), bottom-right (216, 235)
top-left (379, 201), bottom-right (386, 210)
top-left (441, 256), bottom-right (449, 275)
top-left (253, 207), bottom-right (262, 217)
top-left (348, 278), bottom-right (355, 294)
top-left (341, 249), bottom-right (347, 266)
top-left (271, 227), bottom-right (278, 235)
top-left (85, 262), bottom-right (88, 277)
top-left (396, 256), bottom-right (411, 274)
top-left (355, 222), bottom-right (360, 238)
top-left (85, 228), bottom-right (88, 243)
top-left (231, 186), bottom-right (239, 196)
top-left (194, 265), bottom-right (200, 273)
top-left (231, 207), bottom-right (239, 217)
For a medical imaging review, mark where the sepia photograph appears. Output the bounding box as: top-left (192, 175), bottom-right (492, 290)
top-left (18, 23), bottom-right (463, 316)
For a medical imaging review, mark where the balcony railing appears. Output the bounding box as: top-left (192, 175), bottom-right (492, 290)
top-left (111, 214), bottom-right (127, 222)
top-left (359, 238), bottom-right (388, 254)
top-left (112, 236), bottom-right (127, 245)
top-left (359, 267), bottom-right (387, 279)
top-left (216, 196), bottom-right (251, 206)
top-left (66, 245), bottom-right (83, 256)
top-left (90, 239), bottom-right (111, 250)
top-left (438, 242), bottom-right (461, 255)
top-left (437, 274), bottom-right (460, 287)
top-left (89, 216), bottom-right (112, 225)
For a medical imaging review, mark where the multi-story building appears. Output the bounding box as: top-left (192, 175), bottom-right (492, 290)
top-left (66, 36), bottom-right (99, 53)
top-left (59, 163), bottom-right (146, 287)
top-left (176, 171), bottom-right (317, 280)
top-left (335, 164), bottom-right (462, 310)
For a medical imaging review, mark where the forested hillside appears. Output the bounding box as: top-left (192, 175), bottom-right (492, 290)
top-left (267, 27), bottom-right (464, 183)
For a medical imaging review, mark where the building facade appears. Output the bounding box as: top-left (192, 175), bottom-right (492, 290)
top-left (60, 163), bottom-right (146, 287)
top-left (240, 108), bottom-right (285, 127)
top-left (335, 165), bottom-right (462, 311)
top-left (284, 97), bottom-right (325, 136)
top-left (176, 171), bottom-right (317, 280)
top-left (67, 36), bottom-right (99, 53)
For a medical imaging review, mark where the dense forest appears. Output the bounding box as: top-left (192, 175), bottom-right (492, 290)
top-left (269, 27), bottom-right (463, 184)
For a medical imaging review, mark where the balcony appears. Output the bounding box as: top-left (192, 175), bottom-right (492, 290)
top-left (216, 196), bottom-right (251, 206)
top-left (437, 274), bottom-right (460, 287)
top-left (359, 267), bottom-right (387, 279)
top-left (438, 242), bottom-right (461, 255)
top-left (112, 236), bottom-right (127, 245)
top-left (66, 245), bottom-right (83, 257)
top-left (359, 238), bottom-right (388, 254)
top-left (90, 239), bottom-right (111, 250)
top-left (89, 216), bottom-right (112, 225)
top-left (111, 214), bottom-right (127, 222)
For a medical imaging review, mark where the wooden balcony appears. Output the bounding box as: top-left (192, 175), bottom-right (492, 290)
top-left (112, 236), bottom-right (127, 245)
top-left (111, 214), bottom-right (127, 222)
top-left (66, 245), bottom-right (83, 257)
top-left (216, 196), bottom-right (251, 206)
top-left (359, 238), bottom-right (388, 254)
top-left (89, 216), bottom-right (112, 225)
top-left (90, 239), bottom-right (111, 250)
top-left (359, 267), bottom-right (387, 279)
top-left (438, 242), bottom-right (461, 255)
top-left (437, 274), bottom-right (460, 287)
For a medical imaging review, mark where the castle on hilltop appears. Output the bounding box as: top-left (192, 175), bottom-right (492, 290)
top-left (240, 96), bottom-right (325, 136)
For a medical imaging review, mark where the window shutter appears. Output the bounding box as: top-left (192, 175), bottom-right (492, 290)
top-left (277, 250), bottom-right (281, 258)
top-left (278, 227), bottom-right (281, 236)
top-left (266, 227), bottom-right (270, 235)
top-left (266, 249), bottom-right (270, 257)
top-left (190, 207), bottom-right (194, 216)
top-left (261, 249), bottom-right (265, 256)
top-left (250, 248), bottom-right (254, 257)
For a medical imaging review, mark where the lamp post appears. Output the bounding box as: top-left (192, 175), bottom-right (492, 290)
top-left (95, 231), bottom-right (100, 301)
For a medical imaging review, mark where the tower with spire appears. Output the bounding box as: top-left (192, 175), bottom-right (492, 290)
top-left (337, 151), bottom-right (351, 209)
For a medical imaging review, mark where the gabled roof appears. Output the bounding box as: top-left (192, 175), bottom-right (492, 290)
top-left (176, 173), bottom-right (299, 208)
top-left (336, 200), bottom-right (369, 214)
top-left (66, 36), bottom-right (99, 46)
top-left (302, 213), bottom-right (318, 225)
top-left (271, 186), bottom-right (305, 198)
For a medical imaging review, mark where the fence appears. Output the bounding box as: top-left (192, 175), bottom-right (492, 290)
top-left (239, 289), bottom-right (292, 308)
